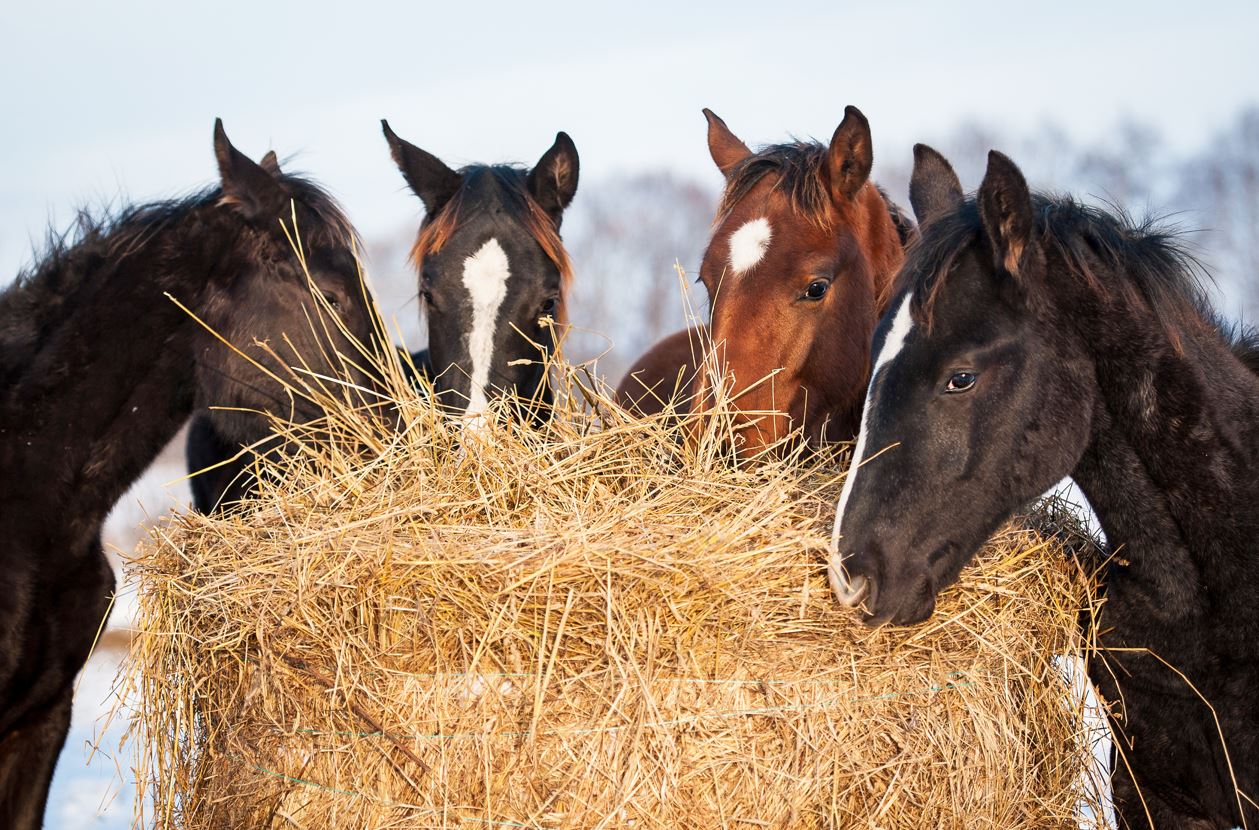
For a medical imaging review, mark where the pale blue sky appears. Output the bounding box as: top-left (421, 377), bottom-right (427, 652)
top-left (3, 0), bottom-right (1257, 279)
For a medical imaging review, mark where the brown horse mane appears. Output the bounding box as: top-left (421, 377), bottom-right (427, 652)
top-left (716, 139), bottom-right (915, 245)
top-left (716, 142), bottom-right (836, 230)
top-left (408, 165), bottom-right (574, 321)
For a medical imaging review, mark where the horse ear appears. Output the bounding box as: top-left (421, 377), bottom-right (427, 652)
top-left (825, 105), bottom-right (874, 203)
top-left (528, 131), bottom-right (580, 225)
top-left (214, 119), bottom-right (289, 221)
top-left (909, 144), bottom-right (963, 225)
top-left (703, 108), bottom-right (752, 179)
top-left (259, 150), bottom-right (282, 176)
top-left (381, 120), bottom-right (462, 215)
top-left (978, 150), bottom-right (1035, 278)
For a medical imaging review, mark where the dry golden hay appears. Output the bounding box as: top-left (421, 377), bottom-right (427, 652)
top-left (123, 351), bottom-right (1106, 830)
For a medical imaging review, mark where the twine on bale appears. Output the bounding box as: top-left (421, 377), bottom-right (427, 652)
top-left (120, 310), bottom-right (1107, 829)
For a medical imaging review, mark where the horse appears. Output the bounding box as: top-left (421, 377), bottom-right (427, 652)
top-left (828, 145), bottom-right (1259, 828)
top-left (381, 120), bottom-right (578, 427)
top-left (616, 326), bottom-right (705, 418)
top-left (615, 106), bottom-right (915, 455)
top-left (0, 120), bottom-right (379, 828)
top-left (186, 342), bottom-right (430, 512)
top-left (185, 124), bottom-right (578, 513)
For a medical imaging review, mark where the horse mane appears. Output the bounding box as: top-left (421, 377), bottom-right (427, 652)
top-left (716, 142), bottom-right (835, 230)
top-left (876, 186), bottom-right (918, 247)
top-left (0, 173), bottom-right (356, 374)
top-left (1217, 318), bottom-right (1259, 377)
top-left (716, 142), bottom-right (916, 247)
top-left (408, 165), bottom-right (574, 317)
top-left (908, 194), bottom-right (1212, 340)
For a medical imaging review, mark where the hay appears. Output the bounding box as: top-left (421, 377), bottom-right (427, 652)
top-left (124, 352), bottom-right (1104, 830)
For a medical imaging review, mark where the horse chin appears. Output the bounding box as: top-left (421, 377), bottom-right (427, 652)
top-left (862, 579), bottom-right (936, 627)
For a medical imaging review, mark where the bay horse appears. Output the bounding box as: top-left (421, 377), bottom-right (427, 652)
top-left (0, 120), bottom-right (378, 827)
top-left (616, 106), bottom-right (914, 455)
top-left (382, 120), bottom-right (578, 427)
top-left (829, 145), bottom-right (1259, 828)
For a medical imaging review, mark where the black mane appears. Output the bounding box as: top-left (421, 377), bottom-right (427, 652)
top-left (906, 193), bottom-right (1212, 335)
top-left (877, 186), bottom-right (917, 247)
top-left (0, 173), bottom-right (354, 377)
top-left (447, 164), bottom-right (536, 225)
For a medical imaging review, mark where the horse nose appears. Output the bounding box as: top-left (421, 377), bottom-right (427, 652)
top-left (827, 548), bottom-right (872, 608)
top-left (829, 567), bottom-right (869, 608)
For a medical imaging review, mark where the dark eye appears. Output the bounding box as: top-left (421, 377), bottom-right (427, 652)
top-left (540, 297), bottom-right (558, 316)
top-left (945, 371), bottom-right (978, 393)
top-left (802, 280), bottom-right (830, 301)
top-left (322, 292), bottom-right (342, 312)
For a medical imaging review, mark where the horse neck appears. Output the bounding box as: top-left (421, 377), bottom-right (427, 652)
top-left (815, 186), bottom-right (907, 436)
top-left (1066, 285), bottom-right (1259, 622)
top-left (2, 210), bottom-right (223, 537)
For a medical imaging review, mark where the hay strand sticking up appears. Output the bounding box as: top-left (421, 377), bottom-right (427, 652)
top-left (124, 343), bottom-right (1103, 830)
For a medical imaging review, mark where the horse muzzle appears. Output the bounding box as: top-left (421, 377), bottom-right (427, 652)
top-left (827, 550), bottom-right (871, 609)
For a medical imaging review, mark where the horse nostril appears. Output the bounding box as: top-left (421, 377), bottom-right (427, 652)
top-left (827, 558), bottom-right (870, 608)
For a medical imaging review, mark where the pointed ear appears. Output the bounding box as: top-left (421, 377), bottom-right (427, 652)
top-left (978, 150), bottom-right (1035, 277)
top-left (909, 144), bottom-right (963, 225)
top-left (703, 108), bottom-right (752, 179)
top-left (258, 150), bottom-right (282, 176)
top-left (214, 119), bottom-right (289, 221)
top-left (528, 131), bottom-right (580, 225)
top-left (825, 105), bottom-right (874, 203)
top-left (380, 119), bottom-right (462, 215)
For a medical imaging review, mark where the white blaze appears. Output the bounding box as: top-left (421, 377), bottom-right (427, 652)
top-left (461, 238), bottom-right (511, 418)
top-left (728, 217), bottom-right (772, 274)
top-left (828, 292), bottom-right (916, 603)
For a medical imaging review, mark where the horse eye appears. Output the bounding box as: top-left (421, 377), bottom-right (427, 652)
top-left (802, 280), bottom-right (830, 301)
top-left (322, 292), bottom-right (342, 312)
top-left (540, 297), bottom-right (558, 316)
top-left (945, 372), bottom-right (978, 393)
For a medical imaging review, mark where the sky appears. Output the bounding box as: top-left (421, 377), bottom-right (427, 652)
top-left (3, 0), bottom-right (1257, 281)
top-left (4, 2), bottom-right (1256, 826)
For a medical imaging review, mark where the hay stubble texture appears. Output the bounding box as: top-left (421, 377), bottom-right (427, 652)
top-left (127, 367), bottom-right (1100, 829)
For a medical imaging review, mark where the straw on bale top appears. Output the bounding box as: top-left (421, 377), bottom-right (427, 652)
top-left (124, 355), bottom-right (1104, 830)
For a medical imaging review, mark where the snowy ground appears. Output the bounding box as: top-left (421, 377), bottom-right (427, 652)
top-left (47, 642), bottom-right (135, 829)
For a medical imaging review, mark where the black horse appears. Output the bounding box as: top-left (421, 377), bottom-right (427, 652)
top-left (0, 120), bottom-right (378, 827)
top-left (185, 125), bottom-right (580, 513)
top-left (381, 120), bottom-right (578, 425)
top-left (186, 346), bottom-right (429, 512)
top-left (828, 146), bottom-right (1259, 827)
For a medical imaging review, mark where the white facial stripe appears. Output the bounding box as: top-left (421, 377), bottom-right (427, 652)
top-left (728, 217), bottom-right (772, 274)
top-left (829, 292), bottom-right (916, 576)
top-left (461, 238), bottom-right (511, 417)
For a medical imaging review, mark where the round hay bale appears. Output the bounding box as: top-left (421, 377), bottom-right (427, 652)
top-left (125, 362), bottom-right (1103, 830)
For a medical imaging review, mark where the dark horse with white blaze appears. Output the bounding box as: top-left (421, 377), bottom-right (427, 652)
top-left (617, 106), bottom-right (913, 456)
top-left (829, 145), bottom-right (1259, 828)
top-left (0, 121), bottom-right (377, 827)
top-left (382, 120), bottom-right (578, 425)
top-left (184, 124), bottom-right (578, 513)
